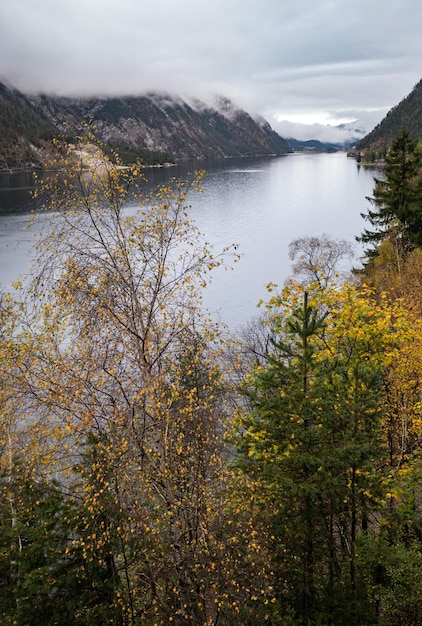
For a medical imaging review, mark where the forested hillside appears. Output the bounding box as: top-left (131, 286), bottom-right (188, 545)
top-left (1, 136), bottom-right (422, 625)
top-left (0, 81), bottom-right (291, 170)
top-left (0, 82), bottom-right (56, 169)
top-left (358, 78), bottom-right (422, 152)
top-left (32, 92), bottom-right (291, 160)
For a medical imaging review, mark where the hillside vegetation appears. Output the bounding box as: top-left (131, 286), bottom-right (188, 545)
top-left (0, 83), bottom-right (56, 169)
top-left (358, 78), bottom-right (422, 153)
top-left (0, 139), bottom-right (422, 624)
top-left (0, 82), bottom-right (291, 170)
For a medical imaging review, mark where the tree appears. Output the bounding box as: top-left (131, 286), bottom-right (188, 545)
top-left (2, 142), bottom-right (279, 624)
top-left (234, 282), bottom-right (414, 625)
top-left (288, 234), bottom-right (354, 288)
top-left (358, 130), bottom-right (422, 261)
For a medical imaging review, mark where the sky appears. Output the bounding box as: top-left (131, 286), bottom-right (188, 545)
top-left (1, 0), bottom-right (421, 143)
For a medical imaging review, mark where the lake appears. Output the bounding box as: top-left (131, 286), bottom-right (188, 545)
top-left (0, 153), bottom-right (376, 329)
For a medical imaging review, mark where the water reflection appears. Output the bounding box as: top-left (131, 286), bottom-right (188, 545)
top-left (0, 171), bottom-right (38, 213)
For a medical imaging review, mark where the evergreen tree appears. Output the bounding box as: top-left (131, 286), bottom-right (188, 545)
top-left (358, 130), bottom-right (422, 258)
top-left (0, 459), bottom-right (124, 625)
top-left (235, 284), bottom-right (404, 625)
top-left (238, 292), bottom-right (329, 621)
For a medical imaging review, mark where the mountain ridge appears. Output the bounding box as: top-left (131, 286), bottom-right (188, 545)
top-left (357, 78), bottom-right (422, 152)
top-left (0, 82), bottom-right (291, 170)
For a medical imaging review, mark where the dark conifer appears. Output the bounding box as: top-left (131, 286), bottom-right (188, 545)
top-left (358, 130), bottom-right (422, 257)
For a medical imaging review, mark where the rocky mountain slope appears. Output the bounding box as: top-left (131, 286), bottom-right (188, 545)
top-left (0, 82), bottom-right (291, 169)
top-left (358, 78), bottom-right (422, 152)
top-left (0, 82), bottom-right (57, 170)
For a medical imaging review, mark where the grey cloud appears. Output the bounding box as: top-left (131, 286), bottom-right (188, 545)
top-left (0, 0), bottom-right (421, 140)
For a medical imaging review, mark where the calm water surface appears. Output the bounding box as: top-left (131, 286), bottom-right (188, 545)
top-left (0, 153), bottom-right (376, 329)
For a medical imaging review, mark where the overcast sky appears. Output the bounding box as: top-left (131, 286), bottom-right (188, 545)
top-left (1, 0), bottom-right (421, 142)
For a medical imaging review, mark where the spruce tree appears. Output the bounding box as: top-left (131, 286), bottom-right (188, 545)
top-left (236, 284), bottom-right (393, 625)
top-left (358, 129), bottom-right (422, 257)
top-left (0, 460), bottom-right (124, 626)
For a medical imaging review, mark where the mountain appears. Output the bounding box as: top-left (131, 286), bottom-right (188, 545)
top-left (335, 121), bottom-right (367, 145)
top-left (0, 82), bottom-right (57, 169)
top-left (0, 82), bottom-right (291, 170)
top-left (357, 78), bottom-right (422, 151)
top-left (285, 123), bottom-right (367, 152)
top-left (286, 138), bottom-right (339, 152)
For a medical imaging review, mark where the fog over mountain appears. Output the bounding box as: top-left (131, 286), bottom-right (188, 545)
top-left (0, 82), bottom-right (292, 169)
top-left (1, 0), bottom-right (422, 143)
top-left (273, 119), bottom-right (366, 145)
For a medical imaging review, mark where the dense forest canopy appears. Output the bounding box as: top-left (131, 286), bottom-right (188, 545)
top-left (1, 134), bottom-right (422, 625)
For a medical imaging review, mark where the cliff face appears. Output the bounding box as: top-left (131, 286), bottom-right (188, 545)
top-left (30, 92), bottom-right (291, 160)
top-left (0, 81), bottom-right (291, 169)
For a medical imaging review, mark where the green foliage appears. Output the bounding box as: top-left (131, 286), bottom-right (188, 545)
top-left (103, 141), bottom-right (174, 166)
top-left (0, 460), bottom-right (123, 625)
top-left (354, 453), bottom-right (422, 626)
top-left (0, 149), bottom-right (273, 625)
top-left (361, 149), bottom-right (386, 164)
top-left (358, 130), bottom-right (422, 258)
top-left (235, 283), bottom-right (414, 625)
top-left (1, 135), bottom-right (422, 625)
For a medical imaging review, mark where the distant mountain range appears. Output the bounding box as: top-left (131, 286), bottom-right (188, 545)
top-left (3, 76), bottom-right (419, 170)
top-left (0, 82), bottom-right (291, 170)
top-left (285, 138), bottom-right (346, 152)
top-left (357, 78), bottom-right (422, 152)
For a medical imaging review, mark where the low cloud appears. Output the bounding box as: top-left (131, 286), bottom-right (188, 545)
top-left (0, 0), bottom-right (421, 140)
top-left (272, 120), bottom-right (362, 144)
top-left (271, 107), bottom-right (389, 144)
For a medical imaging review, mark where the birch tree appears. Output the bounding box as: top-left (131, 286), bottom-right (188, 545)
top-left (1, 144), bottom-right (275, 624)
